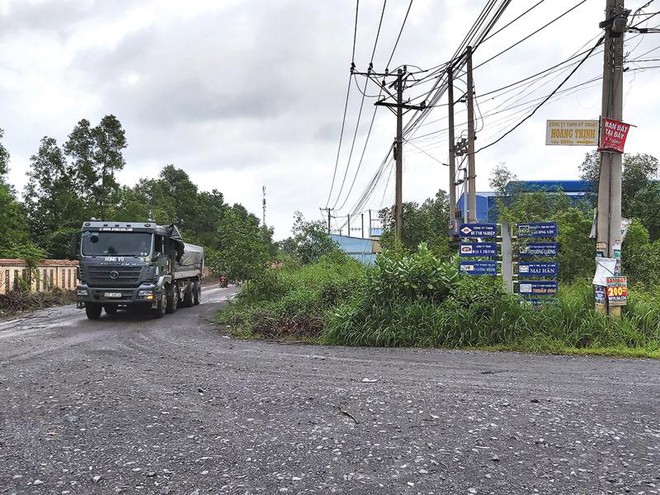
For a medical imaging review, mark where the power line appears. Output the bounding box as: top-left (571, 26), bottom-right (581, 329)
top-left (474, 35), bottom-right (604, 154)
top-left (325, 1), bottom-right (360, 208)
top-left (385, 0), bottom-right (414, 70)
top-left (329, 0), bottom-right (387, 210)
top-left (473, 0), bottom-right (590, 71)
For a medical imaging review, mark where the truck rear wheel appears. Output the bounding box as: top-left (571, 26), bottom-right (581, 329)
top-left (85, 303), bottom-right (103, 320)
top-left (181, 283), bottom-right (194, 307)
top-left (165, 284), bottom-right (179, 314)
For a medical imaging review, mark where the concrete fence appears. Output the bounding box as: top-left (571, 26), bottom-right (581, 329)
top-left (0, 259), bottom-right (79, 295)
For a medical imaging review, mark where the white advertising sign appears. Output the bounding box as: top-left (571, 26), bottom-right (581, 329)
top-left (546, 120), bottom-right (599, 146)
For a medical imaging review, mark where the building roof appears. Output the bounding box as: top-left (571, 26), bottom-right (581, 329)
top-left (505, 180), bottom-right (591, 194)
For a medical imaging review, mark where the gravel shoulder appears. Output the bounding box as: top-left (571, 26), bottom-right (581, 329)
top-left (1, 286), bottom-right (658, 494)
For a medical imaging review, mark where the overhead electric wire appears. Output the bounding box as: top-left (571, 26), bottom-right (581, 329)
top-left (474, 35), bottom-right (604, 154)
top-left (480, 0), bottom-right (545, 44)
top-left (330, 0), bottom-right (387, 211)
top-left (325, 0), bottom-right (360, 208)
top-left (473, 0), bottom-right (589, 71)
top-left (385, 0), bottom-right (414, 70)
top-left (340, 0), bottom-right (513, 217)
top-left (402, 0), bottom-right (512, 140)
top-left (336, 0), bottom-right (419, 215)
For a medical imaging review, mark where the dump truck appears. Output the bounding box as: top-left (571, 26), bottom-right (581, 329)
top-left (73, 220), bottom-right (204, 319)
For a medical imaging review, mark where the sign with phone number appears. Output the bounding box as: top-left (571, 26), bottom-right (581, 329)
top-left (606, 276), bottom-right (628, 306)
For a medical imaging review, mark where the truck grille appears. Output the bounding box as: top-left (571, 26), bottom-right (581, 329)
top-left (87, 266), bottom-right (144, 287)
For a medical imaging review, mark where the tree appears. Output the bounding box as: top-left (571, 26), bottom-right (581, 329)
top-left (212, 205), bottom-right (271, 280)
top-left (379, 189), bottom-right (452, 257)
top-left (0, 129), bottom-right (44, 261)
top-left (280, 212), bottom-right (339, 264)
top-left (153, 165), bottom-right (200, 233)
top-left (24, 136), bottom-right (85, 256)
top-left (64, 115), bottom-right (127, 220)
top-left (489, 162), bottom-right (516, 195)
top-left (578, 151), bottom-right (659, 217)
top-left (628, 182), bottom-right (660, 241)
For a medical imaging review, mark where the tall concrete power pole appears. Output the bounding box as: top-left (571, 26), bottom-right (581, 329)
top-left (373, 67), bottom-right (425, 244)
top-left (596, 0), bottom-right (626, 315)
top-left (447, 65), bottom-right (457, 227)
top-left (466, 46), bottom-right (477, 223)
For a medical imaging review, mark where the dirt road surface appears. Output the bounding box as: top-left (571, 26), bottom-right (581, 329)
top-left (1, 285), bottom-right (658, 494)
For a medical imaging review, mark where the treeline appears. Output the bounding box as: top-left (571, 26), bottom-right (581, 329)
top-left (374, 152), bottom-right (660, 287)
top-left (0, 117), bottom-right (275, 280)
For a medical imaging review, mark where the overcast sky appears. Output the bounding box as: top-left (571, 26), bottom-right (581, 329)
top-left (1, 0), bottom-right (659, 240)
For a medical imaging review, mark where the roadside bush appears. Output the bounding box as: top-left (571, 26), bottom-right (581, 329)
top-left (218, 241), bottom-right (660, 357)
top-left (365, 243), bottom-right (460, 304)
top-left (0, 288), bottom-right (75, 316)
top-left (216, 252), bottom-right (366, 340)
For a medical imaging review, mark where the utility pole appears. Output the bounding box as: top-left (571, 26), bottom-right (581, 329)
top-left (320, 208), bottom-right (333, 234)
top-left (596, 0), bottom-right (626, 315)
top-left (447, 65), bottom-right (457, 228)
top-left (395, 68), bottom-right (404, 243)
top-left (262, 185), bottom-right (266, 228)
top-left (372, 67), bottom-right (426, 244)
top-left (466, 46), bottom-right (477, 223)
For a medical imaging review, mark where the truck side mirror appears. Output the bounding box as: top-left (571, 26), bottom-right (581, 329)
top-left (70, 232), bottom-right (81, 259)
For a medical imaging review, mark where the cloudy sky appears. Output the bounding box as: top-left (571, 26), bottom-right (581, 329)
top-left (1, 0), bottom-right (659, 240)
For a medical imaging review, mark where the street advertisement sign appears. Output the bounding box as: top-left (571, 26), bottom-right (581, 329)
top-left (593, 257), bottom-right (617, 286)
top-left (545, 120), bottom-right (599, 146)
top-left (606, 276), bottom-right (628, 306)
top-left (459, 261), bottom-right (498, 276)
top-left (459, 223), bottom-right (498, 238)
top-left (518, 242), bottom-right (558, 257)
top-left (518, 280), bottom-right (558, 296)
top-left (598, 118), bottom-right (631, 153)
top-left (459, 242), bottom-right (498, 257)
top-left (517, 222), bottom-right (558, 238)
top-left (518, 262), bottom-right (558, 277)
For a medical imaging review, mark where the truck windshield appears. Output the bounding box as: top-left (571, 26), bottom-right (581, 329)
top-left (81, 232), bottom-right (152, 257)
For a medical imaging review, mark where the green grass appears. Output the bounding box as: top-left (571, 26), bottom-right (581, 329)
top-left (216, 250), bottom-right (660, 359)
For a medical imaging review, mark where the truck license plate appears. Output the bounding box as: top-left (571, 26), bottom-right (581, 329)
top-left (104, 292), bottom-right (122, 298)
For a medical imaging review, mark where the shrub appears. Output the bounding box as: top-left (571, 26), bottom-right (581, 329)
top-left (366, 243), bottom-right (459, 304)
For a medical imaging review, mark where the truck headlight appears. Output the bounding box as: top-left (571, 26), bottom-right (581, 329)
top-left (77, 289), bottom-right (88, 297)
top-left (138, 289), bottom-right (155, 300)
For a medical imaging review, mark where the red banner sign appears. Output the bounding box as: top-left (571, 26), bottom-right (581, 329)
top-left (606, 276), bottom-right (628, 306)
top-left (598, 118), bottom-right (631, 153)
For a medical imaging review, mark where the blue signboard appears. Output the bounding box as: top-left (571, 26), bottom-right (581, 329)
top-left (518, 280), bottom-right (558, 296)
top-left (517, 222), bottom-right (558, 238)
top-left (459, 260), bottom-right (498, 275)
top-left (518, 262), bottom-right (558, 277)
top-left (518, 242), bottom-right (558, 257)
top-left (459, 242), bottom-right (498, 257)
top-left (459, 223), bottom-right (498, 238)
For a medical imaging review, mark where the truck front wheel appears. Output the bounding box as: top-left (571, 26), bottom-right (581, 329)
top-left (85, 303), bottom-right (103, 320)
top-left (151, 295), bottom-right (166, 319)
top-left (193, 282), bottom-right (201, 305)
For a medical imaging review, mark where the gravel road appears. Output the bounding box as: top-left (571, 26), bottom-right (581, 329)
top-left (1, 285), bottom-right (658, 495)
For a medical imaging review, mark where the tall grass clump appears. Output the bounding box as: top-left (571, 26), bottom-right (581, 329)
top-left (324, 244), bottom-right (525, 347)
top-left (324, 246), bottom-right (660, 356)
top-left (216, 250), bottom-right (367, 340)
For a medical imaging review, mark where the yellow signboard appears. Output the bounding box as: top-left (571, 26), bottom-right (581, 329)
top-left (545, 120), bottom-right (599, 146)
